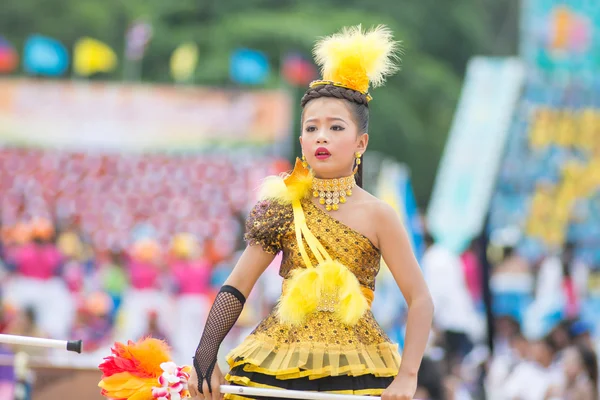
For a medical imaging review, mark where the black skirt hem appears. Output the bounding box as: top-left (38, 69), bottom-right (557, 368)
top-left (226, 364), bottom-right (393, 399)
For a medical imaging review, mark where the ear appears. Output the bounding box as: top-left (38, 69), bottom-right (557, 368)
top-left (357, 133), bottom-right (369, 153)
top-left (299, 136), bottom-right (303, 146)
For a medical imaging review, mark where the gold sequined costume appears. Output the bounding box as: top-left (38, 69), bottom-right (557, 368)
top-left (225, 198), bottom-right (401, 398)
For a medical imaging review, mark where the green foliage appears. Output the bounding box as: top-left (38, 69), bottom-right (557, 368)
top-left (1, 0), bottom-right (516, 205)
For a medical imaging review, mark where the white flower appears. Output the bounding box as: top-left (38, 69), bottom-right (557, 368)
top-left (160, 362), bottom-right (181, 385)
top-left (160, 362), bottom-right (179, 375)
top-left (152, 387), bottom-right (169, 398)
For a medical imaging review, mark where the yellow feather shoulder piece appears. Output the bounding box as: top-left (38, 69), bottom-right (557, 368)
top-left (313, 24), bottom-right (401, 95)
top-left (258, 158), bottom-right (313, 204)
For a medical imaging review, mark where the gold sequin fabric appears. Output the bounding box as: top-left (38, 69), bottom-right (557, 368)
top-left (233, 198), bottom-right (401, 380)
top-left (246, 198), bottom-right (381, 290)
top-left (244, 199), bottom-right (294, 255)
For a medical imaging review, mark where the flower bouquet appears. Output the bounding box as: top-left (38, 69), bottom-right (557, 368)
top-left (98, 338), bottom-right (191, 400)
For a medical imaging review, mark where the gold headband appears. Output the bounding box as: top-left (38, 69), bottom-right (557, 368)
top-left (308, 80), bottom-right (373, 102)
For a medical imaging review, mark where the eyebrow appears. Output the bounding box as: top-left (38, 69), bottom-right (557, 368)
top-left (304, 117), bottom-right (347, 124)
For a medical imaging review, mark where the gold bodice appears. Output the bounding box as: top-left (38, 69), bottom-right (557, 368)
top-left (246, 199), bottom-right (381, 290)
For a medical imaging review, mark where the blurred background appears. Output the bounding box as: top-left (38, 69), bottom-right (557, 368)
top-left (1, 0), bottom-right (599, 399)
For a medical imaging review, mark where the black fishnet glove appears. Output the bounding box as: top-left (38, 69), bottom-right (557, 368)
top-left (193, 285), bottom-right (245, 393)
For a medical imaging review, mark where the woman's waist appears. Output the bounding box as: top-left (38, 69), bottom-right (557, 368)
top-left (281, 263), bottom-right (376, 289)
top-left (280, 276), bottom-right (375, 307)
top-left (250, 311), bottom-right (390, 345)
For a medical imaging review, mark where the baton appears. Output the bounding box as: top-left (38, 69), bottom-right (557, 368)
top-left (0, 334), bottom-right (82, 354)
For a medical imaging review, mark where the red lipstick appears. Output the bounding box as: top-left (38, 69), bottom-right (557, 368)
top-left (314, 147), bottom-right (331, 160)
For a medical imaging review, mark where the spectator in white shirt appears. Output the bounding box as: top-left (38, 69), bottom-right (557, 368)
top-left (422, 233), bottom-right (483, 370)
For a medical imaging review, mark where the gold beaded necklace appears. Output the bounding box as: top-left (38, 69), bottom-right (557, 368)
top-left (312, 174), bottom-right (356, 211)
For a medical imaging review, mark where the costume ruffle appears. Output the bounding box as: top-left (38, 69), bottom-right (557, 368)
top-left (225, 369), bottom-right (393, 400)
top-left (225, 335), bottom-right (401, 381)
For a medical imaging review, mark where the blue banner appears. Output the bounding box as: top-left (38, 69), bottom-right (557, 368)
top-left (376, 161), bottom-right (424, 262)
top-left (427, 57), bottom-right (525, 254)
top-left (402, 174), bottom-right (425, 262)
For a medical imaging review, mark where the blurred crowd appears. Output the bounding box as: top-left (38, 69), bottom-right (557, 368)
top-left (0, 148), bottom-right (290, 363)
top-left (0, 148), bottom-right (599, 399)
top-left (414, 230), bottom-right (600, 399)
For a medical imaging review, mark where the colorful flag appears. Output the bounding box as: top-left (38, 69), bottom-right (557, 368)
top-left (170, 42), bottom-right (198, 83)
top-left (282, 53), bottom-right (316, 86)
top-left (0, 36), bottom-right (18, 73)
top-left (230, 48), bottom-right (269, 85)
top-left (23, 34), bottom-right (68, 76)
top-left (73, 37), bottom-right (117, 76)
top-left (125, 20), bottom-right (153, 61)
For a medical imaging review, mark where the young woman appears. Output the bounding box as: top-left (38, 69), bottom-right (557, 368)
top-left (189, 25), bottom-right (433, 400)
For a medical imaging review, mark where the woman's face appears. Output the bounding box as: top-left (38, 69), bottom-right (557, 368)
top-left (300, 97), bottom-right (368, 179)
top-left (529, 341), bottom-right (553, 367)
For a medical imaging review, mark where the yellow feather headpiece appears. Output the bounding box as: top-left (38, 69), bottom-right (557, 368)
top-left (309, 24), bottom-right (401, 101)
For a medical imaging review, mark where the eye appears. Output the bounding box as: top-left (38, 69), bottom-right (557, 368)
top-left (331, 125), bottom-right (345, 131)
top-left (305, 126), bottom-right (317, 133)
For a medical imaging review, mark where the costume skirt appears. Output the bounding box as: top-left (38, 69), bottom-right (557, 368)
top-left (225, 364), bottom-right (394, 400)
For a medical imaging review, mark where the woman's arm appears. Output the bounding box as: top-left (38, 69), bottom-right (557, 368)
top-left (376, 202), bottom-right (434, 397)
top-left (192, 244), bottom-right (275, 395)
top-left (223, 244), bottom-right (276, 298)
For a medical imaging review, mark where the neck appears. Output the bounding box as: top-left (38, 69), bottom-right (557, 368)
top-left (311, 166), bottom-right (355, 180)
top-left (312, 172), bottom-right (355, 182)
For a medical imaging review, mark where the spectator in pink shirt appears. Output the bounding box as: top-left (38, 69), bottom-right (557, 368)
top-left (10, 219), bottom-right (62, 280)
top-left (128, 256), bottom-right (161, 291)
top-left (171, 256), bottom-right (211, 296)
top-left (169, 233), bottom-right (212, 364)
top-left (4, 218), bottom-right (74, 338)
top-left (461, 240), bottom-right (483, 307)
top-left (118, 238), bottom-right (166, 343)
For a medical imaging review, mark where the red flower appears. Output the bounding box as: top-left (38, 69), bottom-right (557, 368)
top-left (98, 342), bottom-right (153, 378)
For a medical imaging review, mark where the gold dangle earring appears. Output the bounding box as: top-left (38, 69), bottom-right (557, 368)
top-left (301, 154), bottom-right (308, 168)
top-left (353, 152), bottom-right (362, 174)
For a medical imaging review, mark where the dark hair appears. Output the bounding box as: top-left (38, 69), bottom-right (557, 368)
top-left (576, 343), bottom-right (599, 393)
top-left (417, 357), bottom-right (446, 400)
top-left (561, 241), bottom-right (576, 277)
top-left (543, 335), bottom-right (560, 355)
top-left (301, 84), bottom-right (369, 188)
top-left (423, 232), bottom-right (435, 247)
top-left (24, 306), bottom-right (37, 324)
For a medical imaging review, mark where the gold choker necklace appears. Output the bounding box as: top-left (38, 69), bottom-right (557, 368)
top-left (312, 175), bottom-right (356, 211)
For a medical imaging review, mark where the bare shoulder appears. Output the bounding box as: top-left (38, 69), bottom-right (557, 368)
top-left (354, 189), bottom-right (400, 227)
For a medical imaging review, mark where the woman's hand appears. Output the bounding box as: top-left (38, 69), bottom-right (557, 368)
top-left (188, 363), bottom-right (225, 400)
top-left (381, 371), bottom-right (418, 400)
